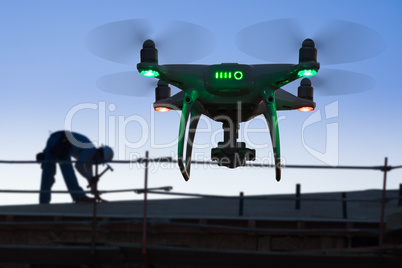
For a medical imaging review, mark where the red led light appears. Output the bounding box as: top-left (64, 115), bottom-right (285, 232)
top-left (297, 106), bottom-right (314, 112)
top-left (155, 107), bottom-right (171, 113)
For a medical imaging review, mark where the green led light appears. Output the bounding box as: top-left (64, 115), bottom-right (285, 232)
top-left (298, 69), bottom-right (317, 77)
top-left (140, 70), bottom-right (159, 77)
top-left (234, 71), bottom-right (243, 80)
top-left (214, 70), bottom-right (244, 80)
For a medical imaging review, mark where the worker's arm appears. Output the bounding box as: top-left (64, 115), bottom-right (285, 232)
top-left (75, 149), bottom-right (96, 181)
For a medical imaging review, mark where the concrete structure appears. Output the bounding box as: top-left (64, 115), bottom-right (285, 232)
top-left (0, 188), bottom-right (401, 267)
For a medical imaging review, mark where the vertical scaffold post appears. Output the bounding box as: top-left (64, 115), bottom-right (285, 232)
top-left (295, 184), bottom-right (301, 210)
top-left (91, 163), bottom-right (99, 267)
top-left (142, 151), bottom-right (150, 268)
top-left (342, 192), bottom-right (347, 219)
top-left (91, 163), bottom-right (99, 256)
top-left (239, 192), bottom-right (244, 216)
top-left (379, 157), bottom-right (388, 250)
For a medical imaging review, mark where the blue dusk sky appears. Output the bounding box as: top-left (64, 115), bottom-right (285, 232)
top-left (0, 0), bottom-right (401, 205)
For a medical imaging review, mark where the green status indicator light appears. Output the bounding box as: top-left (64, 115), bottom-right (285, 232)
top-left (234, 71), bottom-right (243, 80)
top-left (140, 70), bottom-right (159, 77)
top-left (214, 71), bottom-right (243, 80)
top-left (298, 69), bottom-right (317, 78)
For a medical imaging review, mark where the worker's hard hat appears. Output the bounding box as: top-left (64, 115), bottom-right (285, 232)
top-left (102, 146), bottom-right (114, 162)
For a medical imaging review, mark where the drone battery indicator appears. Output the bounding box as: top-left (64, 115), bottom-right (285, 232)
top-left (215, 71), bottom-right (243, 80)
top-left (206, 64), bottom-right (253, 95)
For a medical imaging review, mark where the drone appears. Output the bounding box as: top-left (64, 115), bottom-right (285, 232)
top-left (137, 38), bottom-right (319, 182)
top-left (87, 19), bottom-right (383, 182)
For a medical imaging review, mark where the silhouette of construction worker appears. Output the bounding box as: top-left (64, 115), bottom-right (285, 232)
top-left (39, 131), bottom-right (113, 204)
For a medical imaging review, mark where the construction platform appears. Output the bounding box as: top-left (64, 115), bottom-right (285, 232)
top-left (0, 189), bottom-right (401, 267)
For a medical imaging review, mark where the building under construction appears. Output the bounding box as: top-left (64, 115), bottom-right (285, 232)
top-left (0, 186), bottom-right (401, 267)
top-left (0, 157), bottom-right (401, 267)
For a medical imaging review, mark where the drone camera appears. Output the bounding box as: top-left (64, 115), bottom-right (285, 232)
top-left (211, 142), bottom-right (256, 168)
top-left (299, 38), bottom-right (317, 63)
top-left (141, 39), bottom-right (158, 64)
top-left (298, 78), bottom-right (314, 101)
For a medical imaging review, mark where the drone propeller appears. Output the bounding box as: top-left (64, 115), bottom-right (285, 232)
top-left (235, 18), bottom-right (385, 65)
top-left (96, 71), bottom-right (182, 97)
top-left (86, 19), bottom-right (216, 64)
top-left (310, 69), bottom-right (376, 96)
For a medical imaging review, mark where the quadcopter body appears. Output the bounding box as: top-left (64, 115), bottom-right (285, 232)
top-left (137, 39), bottom-right (320, 181)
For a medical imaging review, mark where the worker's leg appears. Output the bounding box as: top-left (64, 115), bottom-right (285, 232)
top-left (40, 161), bottom-right (56, 204)
top-left (59, 156), bottom-right (86, 201)
top-left (39, 135), bottom-right (61, 204)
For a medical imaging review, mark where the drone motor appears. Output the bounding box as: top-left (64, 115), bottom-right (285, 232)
top-left (141, 39), bottom-right (158, 64)
top-left (155, 80), bottom-right (171, 101)
top-left (299, 38), bottom-right (317, 63)
top-left (298, 78), bottom-right (314, 101)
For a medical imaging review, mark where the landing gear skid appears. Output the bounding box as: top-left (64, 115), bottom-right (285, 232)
top-left (177, 90), bottom-right (281, 182)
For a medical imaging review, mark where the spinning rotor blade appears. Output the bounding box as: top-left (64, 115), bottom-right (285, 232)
top-left (310, 69), bottom-right (376, 96)
top-left (86, 19), bottom-right (216, 64)
top-left (236, 19), bottom-right (302, 63)
top-left (235, 19), bottom-right (385, 65)
top-left (96, 71), bottom-right (155, 96)
top-left (97, 71), bottom-right (181, 97)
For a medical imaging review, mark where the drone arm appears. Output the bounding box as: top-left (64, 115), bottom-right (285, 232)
top-left (253, 63), bottom-right (320, 89)
top-left (178, 90), bottom-right (199, 181)
top-left (262, 89), bottom-right (281, 182)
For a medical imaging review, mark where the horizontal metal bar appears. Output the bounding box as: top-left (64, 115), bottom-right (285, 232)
top-left (157, 221), bottom-right (379, 235)
top-left (0, 157), bottom-right (173, 165)
top-left (0, 186), bottom-right (401, 202)
top-left (141, 190), bottom-right (401, 202)
top-left (0, 186), bottom-right (172, 195)
top-left (1, 158), bottom-right (400, 171)
top-left (1, 187), bottom-right (398, 203)
top-left (0, 218), bottom-right (379, 234)
top-left (0, 219), bottom-right (139, 226)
